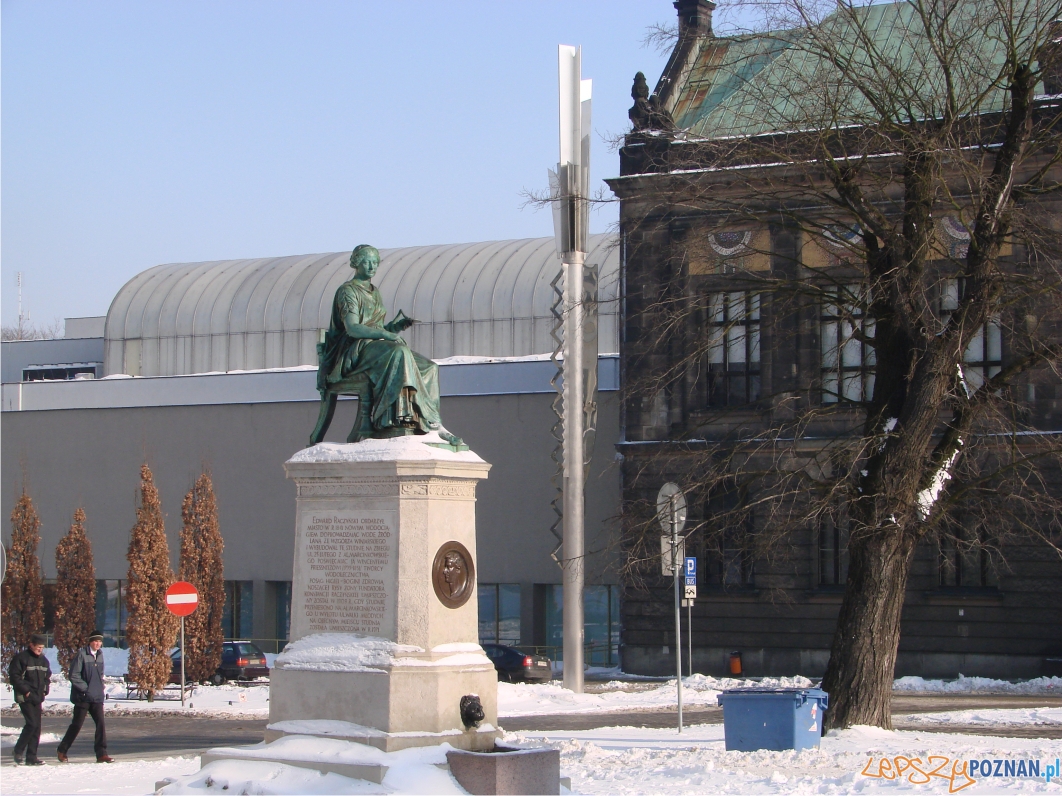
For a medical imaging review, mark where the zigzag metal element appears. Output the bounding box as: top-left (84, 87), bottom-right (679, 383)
top-left (549, 267), bottom-right (565, 565)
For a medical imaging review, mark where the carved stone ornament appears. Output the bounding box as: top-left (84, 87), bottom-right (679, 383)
top-left (432, 541), bottom-right (475, 609)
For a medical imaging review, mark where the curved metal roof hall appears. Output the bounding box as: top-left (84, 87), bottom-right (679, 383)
top-left (104, 235), bottom-right (619, 377)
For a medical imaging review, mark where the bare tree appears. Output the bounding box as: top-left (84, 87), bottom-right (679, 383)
top-left (179, 472), bottom-right (225, 683)
top-left (126, 465), bottom-right (179, 699)
top-left (610, 0), bottom-right (1062, 729)
top-left (54, 508), bottom-right (97, 673)
top-left (1, 319), bottom-right (64, 341)
top-left (2, 491), bottom-right (45, 672)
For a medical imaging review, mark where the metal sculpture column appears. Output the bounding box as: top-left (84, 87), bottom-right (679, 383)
top-left (548, 44), bottom-right (595, 694)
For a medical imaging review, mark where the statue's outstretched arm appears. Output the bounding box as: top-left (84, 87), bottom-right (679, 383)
top-left (342, 315), bottom-right (406, 344)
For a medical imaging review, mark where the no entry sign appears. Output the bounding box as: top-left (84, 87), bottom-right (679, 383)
top-left (165, 581), bottom-right (199, 616)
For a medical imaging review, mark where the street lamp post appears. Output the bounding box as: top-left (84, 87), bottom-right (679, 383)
top-left (549, 44), bottom-right (593, 694)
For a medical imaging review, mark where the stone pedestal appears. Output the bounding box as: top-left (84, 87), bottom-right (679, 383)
top-left (268, 436), bottom-right (498, 752)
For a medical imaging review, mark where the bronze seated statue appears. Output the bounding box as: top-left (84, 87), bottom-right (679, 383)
top-left (309, 244), bottom-right (463, 449)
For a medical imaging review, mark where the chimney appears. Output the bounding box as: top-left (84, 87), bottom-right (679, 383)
top-left (674, 0), bottom-right (716, 37)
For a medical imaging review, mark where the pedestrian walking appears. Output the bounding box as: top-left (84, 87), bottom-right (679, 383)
top-left (57, 630), bottom-right (113, 763)
top-left (8, 633), bottom-right (51, 766)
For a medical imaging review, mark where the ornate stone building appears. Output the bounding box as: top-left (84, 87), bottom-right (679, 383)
top-left (607, 0), bottom-right (1062, 678)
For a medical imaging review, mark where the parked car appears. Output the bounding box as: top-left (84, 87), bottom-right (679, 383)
top-left (482, 643), bottom-right (552, 683)
top-left (170, 641), bottom-right (270, 685)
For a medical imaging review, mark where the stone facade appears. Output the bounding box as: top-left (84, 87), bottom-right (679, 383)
top-left (606, 4), bottom-right (1062, 679)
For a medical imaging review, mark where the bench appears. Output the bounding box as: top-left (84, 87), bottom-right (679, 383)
top-left (121, 675), bottom-right (192, 701)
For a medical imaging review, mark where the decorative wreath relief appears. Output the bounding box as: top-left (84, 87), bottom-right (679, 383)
top-left (709, 230), bottom-right (752, 257)
top-left (432, 541), bottom-right (475, 609)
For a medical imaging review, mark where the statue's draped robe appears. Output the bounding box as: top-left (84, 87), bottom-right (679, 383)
top-left (319, 279), bottom-right (442, 433)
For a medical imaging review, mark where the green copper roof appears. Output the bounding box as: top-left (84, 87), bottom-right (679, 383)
top-left (672, 1), bottom-right (1041, 139)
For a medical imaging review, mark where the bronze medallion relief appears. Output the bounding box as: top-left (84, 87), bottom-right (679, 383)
top-left (432, 541), bottom-right (475, 608)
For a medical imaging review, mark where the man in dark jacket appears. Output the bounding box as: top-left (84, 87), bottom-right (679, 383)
top-left (57, 630), bottom-right (112, 763)
top-left (8, 633), bottom-right (51, 765)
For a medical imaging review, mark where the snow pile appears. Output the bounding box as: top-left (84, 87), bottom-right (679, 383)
top-left (273, 632), bottom-right (423, 672)
top-left (160, 738), bottom-right (464, 794)
top-left (164, 758), bottom-right (463, 794)
top-left (894, 674), bottom-right (1062, 694)
top-left (897, 706), bottom-right (1062, 727)
top-left (498, 674), bottom-right (814, 717)
top-left (288, 432), bottom-right (484, 464)
top-left (0, 724), bottom-right (63, 748)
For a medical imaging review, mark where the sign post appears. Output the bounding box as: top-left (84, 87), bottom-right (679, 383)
top-left (165, 581), bottom-right (199, 707)
top-left (656, 483), bottom-right (687, 733)
top-left (684, 556), bottom-right (696, 677)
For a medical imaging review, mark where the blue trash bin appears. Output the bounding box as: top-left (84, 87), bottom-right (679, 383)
top-left (717, 687), bottom-right (829, 751)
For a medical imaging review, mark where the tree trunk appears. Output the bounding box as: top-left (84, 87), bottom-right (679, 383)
top-left (821, 527), bottom-right (917, 730)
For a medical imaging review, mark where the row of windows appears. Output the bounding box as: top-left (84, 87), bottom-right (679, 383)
top-left (703, 281), bottom-right (1002, 406)
top-left (91, 579), bottom-right (259, 648)
top-left (37, 579), bottom-right (293, 649)
top-left (477, 583), bottom-right (621, 667)
top-left (682, 510), bottom-right (995, 591)
top-left (683, 534), bottom-right (994, 590)
top-left (815, 516), bottom-right (996, 588)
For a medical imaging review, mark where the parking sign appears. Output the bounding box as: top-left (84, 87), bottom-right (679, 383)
top-left (685, 557), bottom-right (697, 579)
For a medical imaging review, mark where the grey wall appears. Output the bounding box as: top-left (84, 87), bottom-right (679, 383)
top-left (1, 338), bottom-right (105, 383)
top-left (1, 391), bottom-right (621, 591)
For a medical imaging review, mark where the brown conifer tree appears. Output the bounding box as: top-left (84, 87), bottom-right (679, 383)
top-left (54, 508), bottom-right (97, 673)
top-left (125, 464), bottom-right (178, 698)
top-left (179, 471), bottom-right (225, 683)
top-left (1, 490), bottom-right (45, 672)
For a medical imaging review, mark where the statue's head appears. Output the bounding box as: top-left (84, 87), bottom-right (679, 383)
top-left (350, 245), bottom-right (380, 279)
top-left (442, 551), bottom-right (464, 594)
top-left (632, 72), bottom-right (649, 101)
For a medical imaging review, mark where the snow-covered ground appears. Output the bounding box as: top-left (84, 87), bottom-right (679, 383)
top-left (5, 651), bottom-right (1062, 794)
top-left (3, 755), bottom-right (200, 795)
top-left (4, 717), bottom-right (1060, 795)
top-left (510, 723), bottom-right (1062, 794)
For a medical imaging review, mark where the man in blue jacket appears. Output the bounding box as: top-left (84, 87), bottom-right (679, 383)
top-left (57, 630), bottom-right (113, 763)
top-left (8, 633), bottom-right (51, 765)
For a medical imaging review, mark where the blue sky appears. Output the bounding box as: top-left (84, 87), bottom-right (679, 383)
top-left (1, 1), bottom-right (675, 326)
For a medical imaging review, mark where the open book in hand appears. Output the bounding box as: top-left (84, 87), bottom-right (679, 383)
top-left (384, 309), bottom-right (416, 333)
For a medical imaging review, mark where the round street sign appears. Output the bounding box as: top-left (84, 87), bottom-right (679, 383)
top-left (656, 482), bottom-right (687, 535)
top-left (165, 581), bottom-right (199, 617)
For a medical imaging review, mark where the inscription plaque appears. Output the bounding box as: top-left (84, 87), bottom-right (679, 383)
top-left (295, 510), bottom-right (398, 637)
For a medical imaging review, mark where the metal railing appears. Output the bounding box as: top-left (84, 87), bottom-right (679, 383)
top-left (512, 640), bottom-right (619, 668)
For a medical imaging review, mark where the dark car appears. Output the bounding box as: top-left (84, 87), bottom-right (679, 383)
top-left (482, 643), bottom-right (552, 683)
top-left (170, 641), bottom-right (270, 685)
